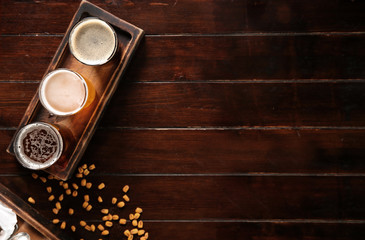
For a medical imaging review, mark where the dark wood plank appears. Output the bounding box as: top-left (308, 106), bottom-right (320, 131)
top-left (132, 222), bottom-right (365, 240)
top-left (3, 35), bottom-right (365, 81)
top-left (2, 0), bottom-right (365, 34)
top-left (2, 175), bottom-right (365, 220)
top-left (2, 82), bottom-right (365, 128)
top-left (3, 129), bottom-right (365, 174)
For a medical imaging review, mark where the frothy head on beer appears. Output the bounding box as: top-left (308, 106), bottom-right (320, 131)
top-left (69, 17), bottom-right (118, 65)
top-left (39, 69), bottom-right (88, 116)
top-left (14, 122), bottom-right (63, 170)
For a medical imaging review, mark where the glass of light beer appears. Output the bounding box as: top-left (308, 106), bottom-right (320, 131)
top-left (39, 69), bottom-right (88, 116)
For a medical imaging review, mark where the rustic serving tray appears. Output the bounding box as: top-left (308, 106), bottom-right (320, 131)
top-left (6, 1), bottom-right (144, 180)
top-left (0, 183), bottom-right (71, 240)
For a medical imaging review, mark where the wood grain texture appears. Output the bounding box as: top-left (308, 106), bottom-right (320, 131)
top-left (2, 82), bottom-right (365, 128)
top-left (2, 175), bottom-right (365, 220)
top-left (3, 129), bottom-right (365, 175)
top-left (3, 35), bottom-right (365, 81)
top-left (2, 0), bottom-right (365, 34)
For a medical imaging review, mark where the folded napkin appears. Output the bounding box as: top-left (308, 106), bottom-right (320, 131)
top-left (0, 201), bottom-right (17, 240)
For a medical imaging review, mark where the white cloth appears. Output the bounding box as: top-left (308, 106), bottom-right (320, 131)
top-left (0, 201), bottom-right (17, 240)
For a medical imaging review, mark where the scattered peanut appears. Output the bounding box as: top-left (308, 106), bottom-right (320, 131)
top-left (138, 230), bottom-right (145, 236)
top-left (97, 224), bottom-right (104, 231)
top-left (59, 181), bottom-right (63, 186)
top-left (135, 207), bottom-right (143, 213)
top-left (102, 215), bottom-right (109, 221)
top-left (63, 183), bottom-right (69, 189)
top-left (78, 167), bottom-right (84, 173)
top-left (101, 230), bottom-right (109, 236)
top-left (80, 221), bottom-right (87, 227)
top-left (52, 208), bottom-right (59, 215)
top-left (131, 228), bottom-right (138, 235)
top-left (69, 208), bottom-right (74, 215)
top-left (72, 183), bottom-right (79, 190)
top-left (107, 214), bottom-right (113, 220)
top-left (98, 183), bottom-right (105, 190)
top-left (65, 189), bottom-right (71, 195)
top-left (31, 173), bottom-right (38, 179)
top-left (82, 164), bottom-right (87, 169)
top-left (86, 204), bottom-right (92, 211)
top-left (84, 195), bottom-right (89, 202)
top-left (112, 197), bottom-right (117, 204)
top-left (129, 213), bottom-right (134, 220)
top-left (60, 221), bottom-right (66, 229)
top-left (91, 224), bottom-right (96, 232)
top-left (98, 196), bottom-right (103, 203)
top-left (76, 173), bottom-right (83, 178)
top-left (48, 175), bottom-right (54, 180)
top-left (59, 194), bottom-right (64, 201)
top-left (82, 201), bottom-right (89, 209)
top-left (81, 179), bottom-right (86, 186)
top-left (101, 209), bottom-right (109, 214)
top-left (48, 195), bottom-right (55, 201)
top-left (105, 221), bottom-right (113, 227)
top-left (55, 202), bottom-right (61, 210)
top-left (46, 187), bottom-right (52, 193)
top-left (27, 197), bottom-right (35, 204)
top-left (128, 235), bottom-right (134, 240)
top-left (123, 185), bottom-right (129, 193)
top-left (117, 201), bottom-right (125, 208)
top-left (89, 164), bottom-right (96, 170)
top-left (52, 219), bottom-right (60, 224)
top-left (112, 215), bottom-right (119, 220)
top-left (134, 213), bottom-right (140, 219)
top-left (145, 232), bottom-right (149, 239)
top-left (86, 182), bottom-right (92, 189)
top-left (124, 230), bottom-right (131, 237)
top-left (72, 190), bottom-right (78, 197)
top-left (123, 194), bottom-right (130, 202)
top-left (40, 177), bottom-right (47, 183)
top-left (132, 220), bottom-right (137, 226)
top-left (85, 225), bottom-right (91, 231)
top-left (119, 219), bottom-right (127, 225)
top-left (138, 220), bottom-right (143, 228)
top-left (84, 169), bottom-right (90, 176)
top-left (71, 225), bottom-right (76, 232)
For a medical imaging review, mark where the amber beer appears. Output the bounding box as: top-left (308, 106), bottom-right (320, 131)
top-left (69, 17), bottom-right (118, 65)
top-left (13, 122), bottom-right (63, 170)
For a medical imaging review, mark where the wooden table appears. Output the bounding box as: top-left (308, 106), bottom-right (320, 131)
top-left (1, 0), bottom-right (365, 239)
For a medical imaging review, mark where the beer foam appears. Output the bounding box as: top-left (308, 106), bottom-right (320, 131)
top-left (69, 18), bottom-right (117, 65)
top-left (14, 122), bottom-right (63, 170)
top-left (39, 69), bottom-right (87, 116)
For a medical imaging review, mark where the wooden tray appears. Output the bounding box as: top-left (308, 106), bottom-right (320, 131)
top-left (6, 0), bottom-right (144, 180)
top-left (0, 183), bottom-right (71, 240)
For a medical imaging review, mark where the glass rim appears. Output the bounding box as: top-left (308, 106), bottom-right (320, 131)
top-left (39, 68), bottom-right (88, 116)
top-left (13, 122), bottom-right (63, 170)
top-left (68, 17), bottom-right (118, 66)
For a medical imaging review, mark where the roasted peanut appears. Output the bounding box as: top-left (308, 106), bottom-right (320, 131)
top-left (52, 219), bottom-right (60, 224)
top-left (65, 189), bottom-right (71, 195)
top-left (72, 183), bottom-right (79, 190)
top-left (28, 197), bottom-right (35, 204)
top-left (129, 213), bottom-right (134, 220)
top-left (112, 215), bottom-right (119, 220)
top-left (135, 207), bottom-right (143, 213)
top-left (48, 195), bottom-right (55, 201)
top-left (119, 218), bottom-right (127, 225)
top-left (132, 220), bottom-right (137, 226)
top-left (131, 228), bottom-right (138, 235)
top-left (46, 187), bottom-right (52, 193)
top-left (123, 194), bottom-right (130, 202)
top-left (80, 221), bottom-right (87, 227)
top-left (128, 235), bottom-right (133, 240)
top-left (98, 196), bottom-right (103, 203)
top-left (89, 164), bottom-right (96, 170)
top-left (48, 175), bottom-right (54, 180)
top-left (84, 169), bottom-right (90, 176)
top-left (124, 230), bottom-right (130, 237)
top-left (72, 190), bottom-right (78, 197)
top-left (134, 213), bottom-right (140, 219)
top-left (31, 173), bottom-right (38, 179)
top-left (91, 224), bottom-right (96, 232)
top-left (86, 204), bottom-right (92, 211)
top-left (138, 220), bottom-right (143, 228)
top-left (76, 173), bottom-right (83, 178)
top-left (117, 201), bottom-right (125, 208)
top-left (81, 179), bottom-right (86, 186)
top-left (55, 202), bottom-right (61, 210)
top-left (82, 201), bottom-right (89, 208)
top-left (105, 221), bottom-right (113, 227)
top-left (138, 230), bottom-right (145, 236)
top-left (63, 183), bottom-right (69, 189)
top-left (52, 208), bottom-right (59, 215)
top-left (71, 225), bottom-right (76, 232)
top-left (86, 182), bottom-right (92, 189)
top-left (123, 185), bottom-right (129, 193)
top-left (58, 194), bottom-right (64, 201)
top-left (101, 209), bottom-right (109, 214)
top-left (60, 221), bottom-right (66, 229)
top-left (98, 183), bottom-right (105, 190)
top-left (40, 177), bottom-right (47, 183)
top-left (82, 164), bottom-right (87, 169)
top-left (97, 224), bottom-right (104, 231)
top-left (111, 197), bottom-right (117, 204)
top-left (69, 208), bottom-right (74, 215)
top-left (84, 195), bottom-right (89, 202)
top-left (101, 230), bottom-right (109, 236)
